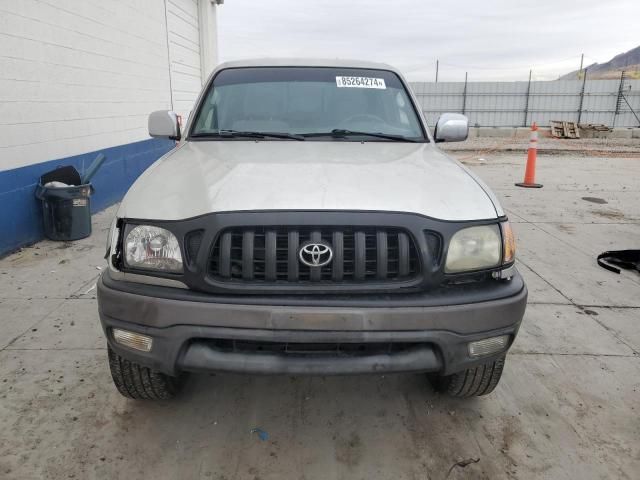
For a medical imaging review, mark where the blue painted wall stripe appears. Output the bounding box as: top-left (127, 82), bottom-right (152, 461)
top-left (0, 138), bottom-right (174, 256)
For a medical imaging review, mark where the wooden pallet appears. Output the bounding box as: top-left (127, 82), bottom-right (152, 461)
top-left (564, 121), bottom-right (580, 138)
top-left (549, 121), bottom-right (565, 138)
top-left (550, 120), bottom-right (580, 138)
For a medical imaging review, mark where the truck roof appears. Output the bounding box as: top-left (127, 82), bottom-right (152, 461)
top-left (216, 58), bottom-right (399, 72)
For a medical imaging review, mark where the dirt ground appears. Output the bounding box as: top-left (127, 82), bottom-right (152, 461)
top-left (441, 132), bottom-right (640, 157)
top-left (1, 149), bottom-right (639, 479)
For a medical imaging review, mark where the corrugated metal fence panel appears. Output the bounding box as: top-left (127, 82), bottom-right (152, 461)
top-left (409, 79), bottom-right (640, 128)
top-left (612, 79), bottom-right (640, 127)
top-left (581, 79), bottom-right (619, 125)
top-left (527, 81), bottom-right (579, 126)
top-left (414, 82), bottom-right (465, 126)
top-left (466, 81), bottom-right (529, 127)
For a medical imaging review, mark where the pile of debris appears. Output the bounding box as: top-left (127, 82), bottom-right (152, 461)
top-left (549, 121), bottom-right (613, 139)
top-left (578, 123), bottom-right (612, 132)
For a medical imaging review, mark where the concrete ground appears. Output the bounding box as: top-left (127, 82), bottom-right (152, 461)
top-left (1, 151), bottom-right (639, 480)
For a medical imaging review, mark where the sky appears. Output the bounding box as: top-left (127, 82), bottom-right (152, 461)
top-left (217, 0), bottom-right (640, 82)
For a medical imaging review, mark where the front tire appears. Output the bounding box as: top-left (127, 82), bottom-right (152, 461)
top-left (107, 345), bottom-right (183, 400)
top-left (428, 355), bottom-right (506, 397)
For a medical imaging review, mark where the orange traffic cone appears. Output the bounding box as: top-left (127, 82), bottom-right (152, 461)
top-left (515, 122), bottom-right (543, 188)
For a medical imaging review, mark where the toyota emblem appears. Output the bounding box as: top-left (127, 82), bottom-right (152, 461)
top-left (298, 241), bottom-right (333, 267)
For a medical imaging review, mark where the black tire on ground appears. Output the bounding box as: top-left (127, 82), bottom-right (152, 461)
top-left (107, 345), bottom-right (183, 400)
top-left (428, 355), bottom-right (506, 398)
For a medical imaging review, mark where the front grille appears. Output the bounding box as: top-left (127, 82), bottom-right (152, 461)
top-left (209, 226), bottom-right (420, 283)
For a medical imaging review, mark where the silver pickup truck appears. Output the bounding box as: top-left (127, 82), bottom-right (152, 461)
top-left (97, 59), bottom-right (527, 400)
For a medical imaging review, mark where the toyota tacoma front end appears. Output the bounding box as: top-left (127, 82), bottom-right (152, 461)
top-left (97, 59), bottom-right (527, 400)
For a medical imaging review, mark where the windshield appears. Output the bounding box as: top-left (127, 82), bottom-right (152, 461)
top-left (190, 67), bottom-right (426, 141)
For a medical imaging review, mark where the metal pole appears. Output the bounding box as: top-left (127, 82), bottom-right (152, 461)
top-left (613, 70), bottom-right (625, 127)
top-left (577, 68), bottom-right (587, 124)
top-left (523, 69), bottom-right (532, 127)
top-left (579, 53), bottom-right (584, 79)
top-left (435, 59), bottom-right (439, 83)
top-left (462, 72), bottom-right (468, 115)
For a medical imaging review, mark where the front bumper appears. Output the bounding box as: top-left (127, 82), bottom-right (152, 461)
top-left (97, 270), bottom-right (527, 376)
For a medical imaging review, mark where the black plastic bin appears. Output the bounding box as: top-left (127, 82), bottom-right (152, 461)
top-left (35, 166), bottom-right (93, 241)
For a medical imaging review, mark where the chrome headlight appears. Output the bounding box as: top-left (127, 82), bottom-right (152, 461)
top-left (445, 224), bottom-right (501, 273)
top-left (125, 225), bottom-right (183, 272)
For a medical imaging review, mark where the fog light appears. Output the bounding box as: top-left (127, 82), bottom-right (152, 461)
top-left (112, 328), bottom-right (153, 352)
top-left (468, 335), bottom-right (509, 357)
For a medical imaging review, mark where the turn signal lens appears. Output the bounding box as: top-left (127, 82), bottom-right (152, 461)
top-left (501, 221), bottom-right (516, 264)
top-left (113, 328), bottom-right (153, 352)
top-left (468, 335), bottom-right (509, 357)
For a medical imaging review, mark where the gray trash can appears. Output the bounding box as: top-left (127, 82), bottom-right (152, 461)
top-left (35, 166), bottom-right (93, 241)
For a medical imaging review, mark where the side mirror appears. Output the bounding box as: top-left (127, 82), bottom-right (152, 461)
top-left (148, 110), bottom-right (181, 140)
top-left (434, 113), bottom-right (469, 142)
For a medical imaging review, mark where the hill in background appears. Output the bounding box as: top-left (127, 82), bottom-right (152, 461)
top-left (559, 46), bottom-right (640, 80)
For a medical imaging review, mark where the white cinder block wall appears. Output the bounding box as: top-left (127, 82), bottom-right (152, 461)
top-left (0, 0), bottom-right (221, 254)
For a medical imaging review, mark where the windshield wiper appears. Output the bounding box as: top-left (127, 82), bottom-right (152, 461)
top-left (301, 129), bottom-right (419, 142)
top-left (191, 130), bottom-right (305, 141)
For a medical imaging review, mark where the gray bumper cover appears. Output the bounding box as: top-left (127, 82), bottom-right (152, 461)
top-left (97, 272), bottom-right (527, 376)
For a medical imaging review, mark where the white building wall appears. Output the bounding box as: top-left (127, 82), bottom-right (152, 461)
top-left (0, 0), bottom-right (220, 254)
top-left (0, 0), bottom-right (171, 171)
top-left (0, 0), bottom-right (219, 172)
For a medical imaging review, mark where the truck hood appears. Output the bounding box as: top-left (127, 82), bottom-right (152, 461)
top-left (118, 141), bottom-right (501, 221)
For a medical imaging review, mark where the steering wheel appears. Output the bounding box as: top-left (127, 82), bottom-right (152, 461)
top-left (338, 113), bottom-right (386, 128)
